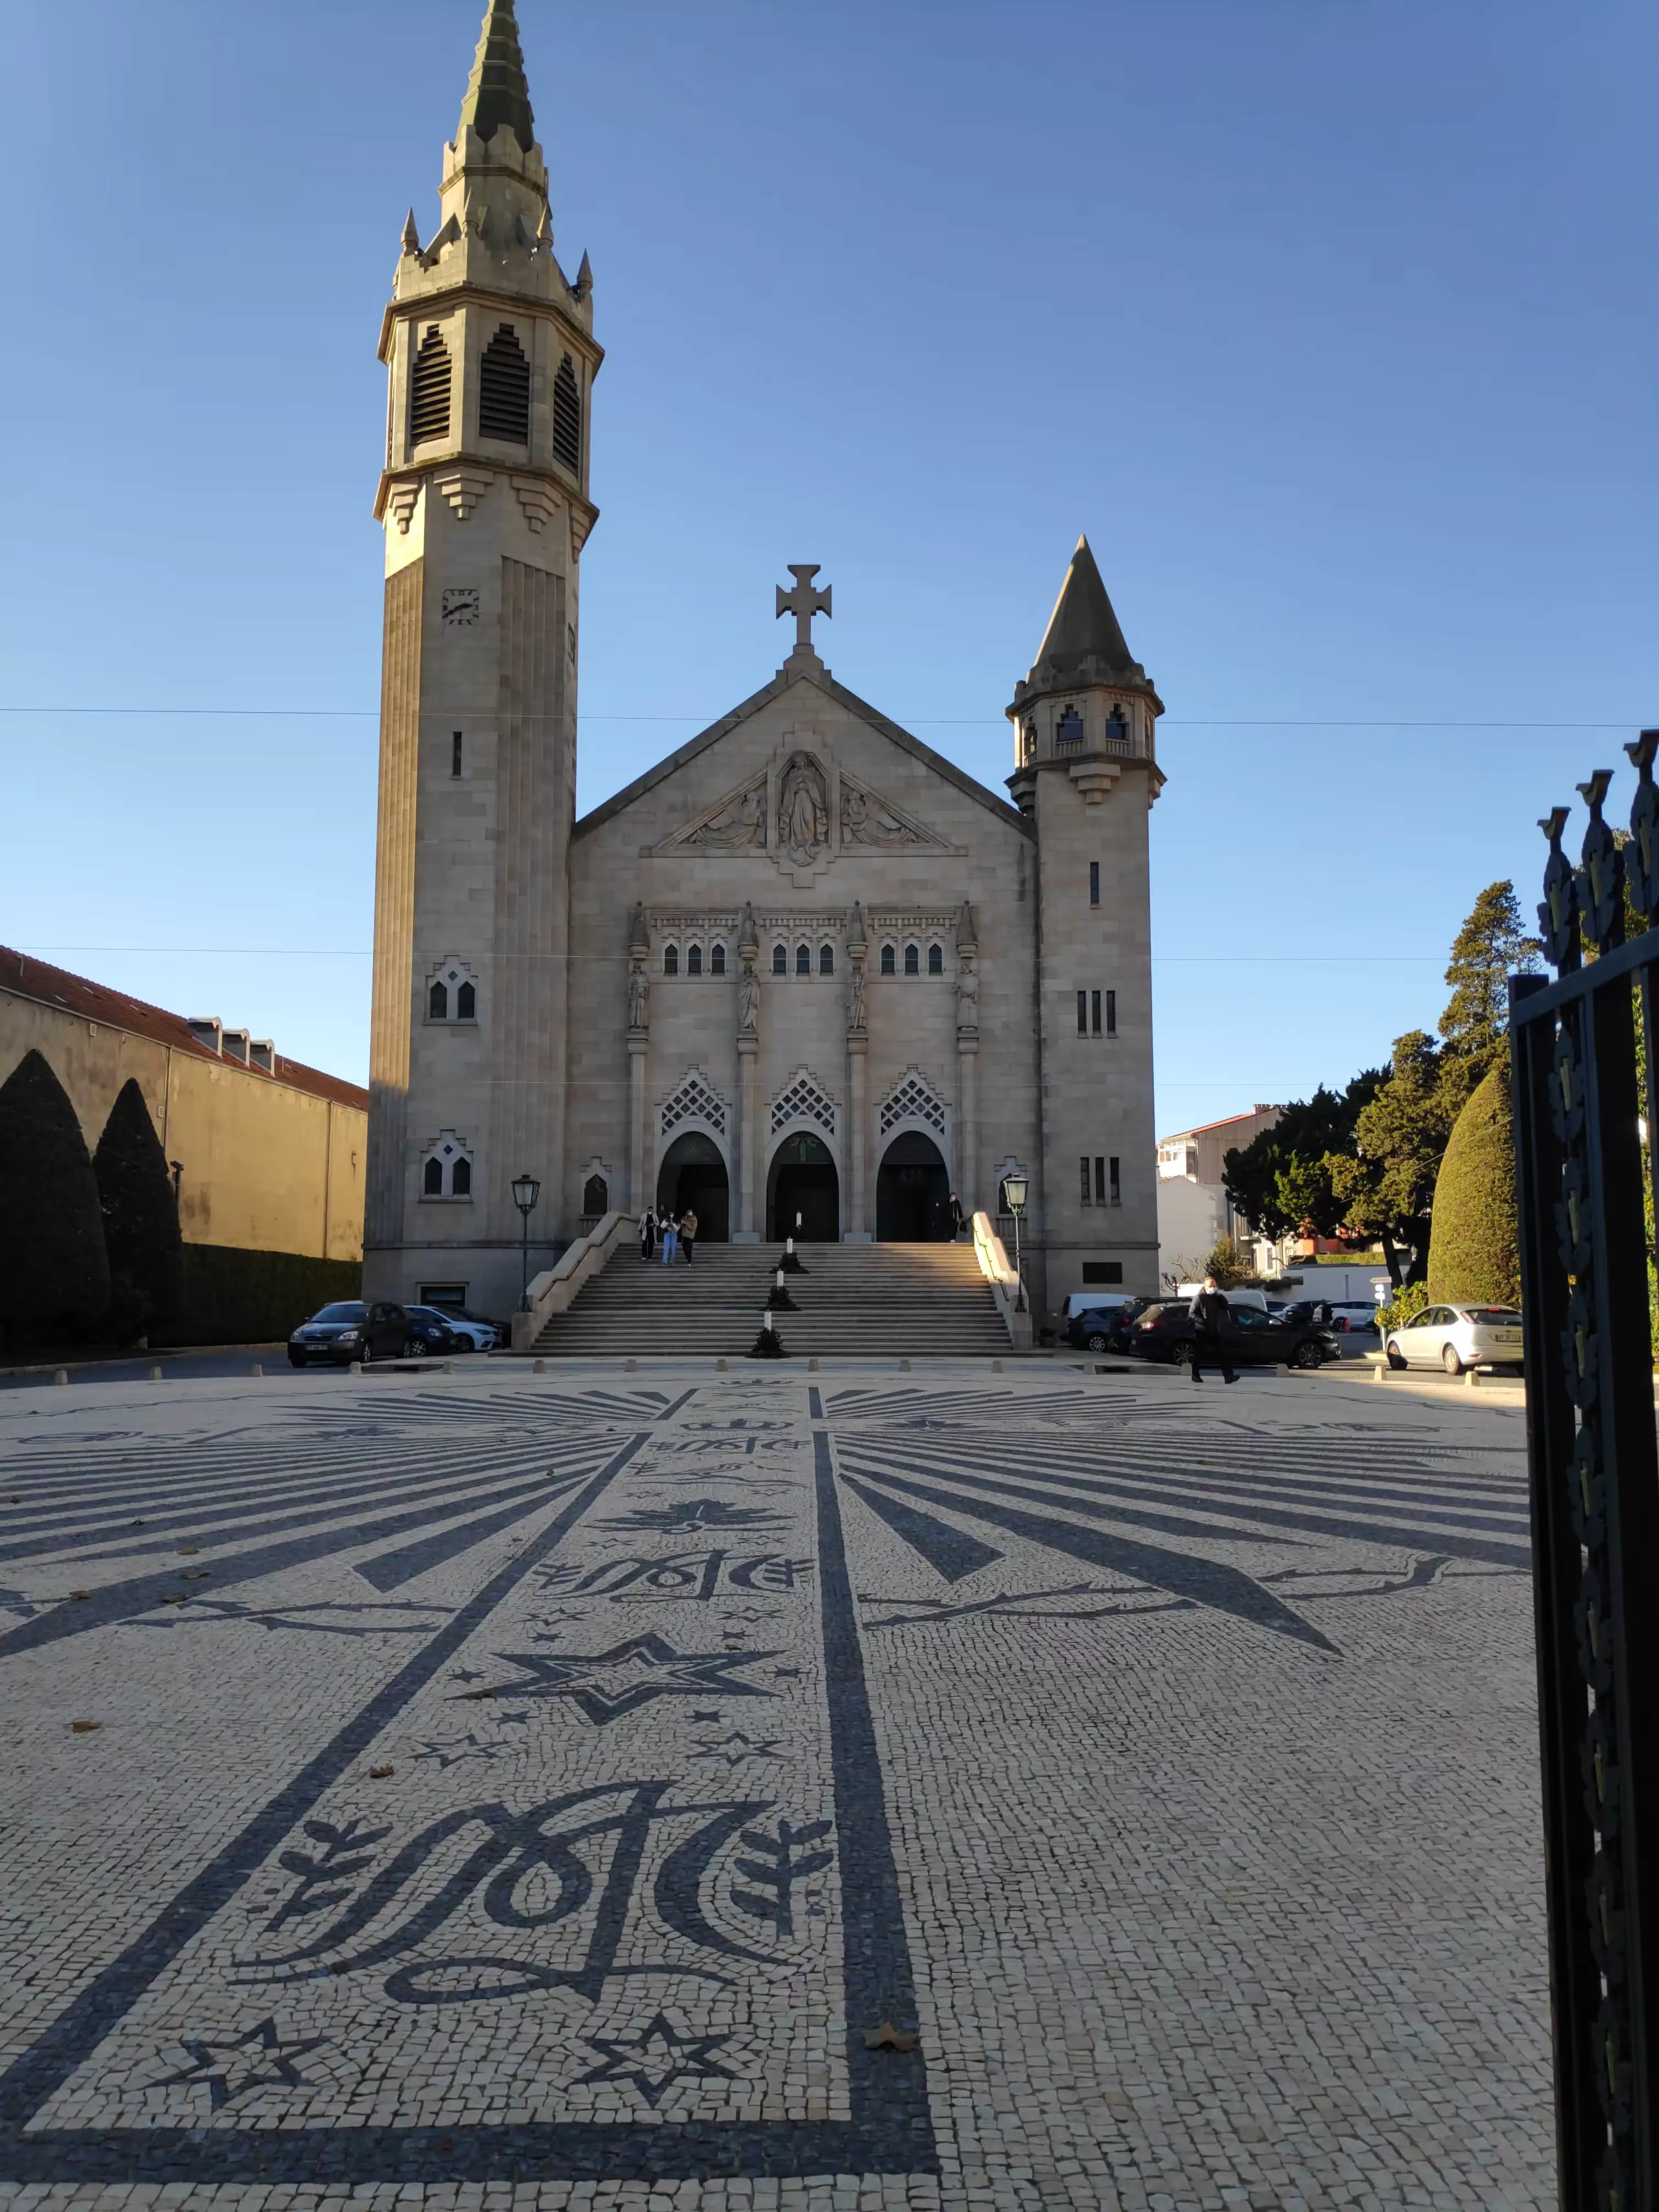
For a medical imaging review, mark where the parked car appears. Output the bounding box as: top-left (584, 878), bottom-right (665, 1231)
top-left (1066, 1297), bottom-right (1150, 1353)
top-left (289, 1300), bottom-right (416, 1367)
top-left (407, 1304), bottom-right (489, 1352)
top-left (1385, 1302), bottom-right (1523, 1374)
top-left (419, 1304), bottom-right (502, 1352)
top-left (1130, 1299), bottom-right (1342, 1371)
top-left (1060, 1291), bottom-right (1142, 1321)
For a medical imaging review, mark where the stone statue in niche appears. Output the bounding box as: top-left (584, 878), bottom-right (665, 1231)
top-left (848, 960), bottom-right (867, 1036)
top-left (628, 962), bottom-right (650, 1030)
top-left (956, 958), bottom-right (979, 1031)
top-left (841, 780), bottom-right (923, 848)
top-left (738, 957), bottom-right (760, 1036)
top-left (778, 753), bottom-right (829, 863)
top-left (685, 782), bottom-right (766, 849)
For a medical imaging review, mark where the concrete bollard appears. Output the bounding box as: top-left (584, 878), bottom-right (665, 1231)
top-left (625, 1357), bottom-right (638, 1373)
top-left (715, 1358), bottom-right (729, 1372)
top-left (1372, 1361), bottom-right (1388, 1383)
top-left (899, 1358), bottom-right (911, 1373)
top-left (1465, 1369), bottom-right (1481, 1389)
top-left (992, 1359), bottom-right (1003, 1373)
top-left (533, 1358), bottom-right (546, 1374)
top-left (149, 1366), bottom-right (164, 1382)
top-left (53, 1369), bottom-right (68, 1386)
top-left (808, 1357), bottom-right (820, 1372)
top-left (250, 1363), bottom-right (264, 1378)
top-left (349, 1361), bottom-right (362, 1375)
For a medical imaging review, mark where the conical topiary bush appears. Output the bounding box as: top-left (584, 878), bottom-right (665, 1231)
top-left (94, 1079), bottom-right (183, 1340)
top-left (1427, 1058), bottom-right (1521, 1308)
top-left (0, 1049), bottom-right (111, 1345)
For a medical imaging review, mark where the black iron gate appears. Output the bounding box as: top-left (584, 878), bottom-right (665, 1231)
top-left (1511, 735), bottom-right (1659, 2212)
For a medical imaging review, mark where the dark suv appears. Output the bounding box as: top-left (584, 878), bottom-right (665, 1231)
top-left (289, 1300), bottom-right (420, 1367)
top-left (1066, 1299), bottom-right (1149, 1353)
top-left (1129, 1299), bottom-right (1341, 1371)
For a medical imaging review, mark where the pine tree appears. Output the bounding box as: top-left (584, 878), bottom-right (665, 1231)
top-left (1439, 881), bottom-right (1543, 1067)
top-left (94, 1080), bottom-right (183, 1340)
top-left (0, 1050), bottom-right (111, 1345)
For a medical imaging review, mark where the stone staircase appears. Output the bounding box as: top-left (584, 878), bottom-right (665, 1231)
top-left (529, 1240), bottom-right (1012, 1359)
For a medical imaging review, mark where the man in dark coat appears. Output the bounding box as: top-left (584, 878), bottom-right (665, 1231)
top-left (1189, 1273), bottom-right (1237, 1385)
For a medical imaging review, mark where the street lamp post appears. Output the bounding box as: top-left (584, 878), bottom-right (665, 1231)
top-left (1002, 1172), bottom-right (1028, 1312)
top-left (511, 1173), bottom-right (541, 1312)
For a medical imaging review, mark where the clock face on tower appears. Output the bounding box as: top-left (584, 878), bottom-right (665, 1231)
top-left (442, 587), bottom-right (481, 627)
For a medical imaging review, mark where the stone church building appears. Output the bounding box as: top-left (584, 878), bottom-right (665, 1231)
top-left (364, 0), bottom-right (1165, 1320)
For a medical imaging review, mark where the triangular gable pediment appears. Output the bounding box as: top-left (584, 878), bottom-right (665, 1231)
top-left (574, 660), bottom-right (1033, 847)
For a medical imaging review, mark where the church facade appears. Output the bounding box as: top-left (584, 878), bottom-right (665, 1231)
top-left (364, 0), bottom-right (1166, 1321)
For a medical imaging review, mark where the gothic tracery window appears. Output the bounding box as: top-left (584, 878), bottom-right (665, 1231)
top-left (819, 943), bottom-right (834, 975)
top-left (904, 943), bottom-right (920, 976)
top-left (927, 943), bottom-right (944, 975)
top-left (795, 943), bottom-right (811, 976)
top-left (663, 944), bottom-right (679, 975)
top-left (687, 944), bottom-right (703, 976)
top-left (881, 943), bottom-right (896, 975)
top-left (772, 943), bottom-right (787, 975)
top-left (710, 943), bottom-right (726, 975)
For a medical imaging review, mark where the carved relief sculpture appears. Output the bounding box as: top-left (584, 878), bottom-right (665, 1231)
top-left (955, 957), bottom-right (979, 1033)
top-left (628, 961), bottom-right (650, 1031)
top-left (685, 781), bottom-right (767, 849)
top-left (848, 960), bottom-right (867, 1036)
top-left (738, 957), bottom-right (760, 1036)
top-left (841, 780), bottom-right (923, 848)
top-left (778, 753), bottom-right (830, 864)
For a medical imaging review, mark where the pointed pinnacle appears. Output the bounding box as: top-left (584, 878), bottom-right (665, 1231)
top-left (458, 0), bottom-right (536, 154)
top-left (400, 208), bottom-right (421, 256)
top-left (575, 248), bottom-right (593, 296)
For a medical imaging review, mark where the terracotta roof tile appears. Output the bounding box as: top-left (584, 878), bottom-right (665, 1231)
top-left (0, 947), bottom-right (368, 1113)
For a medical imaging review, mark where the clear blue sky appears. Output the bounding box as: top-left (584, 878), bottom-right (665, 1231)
top-left (4, 0), bottom-right (1654, 1131)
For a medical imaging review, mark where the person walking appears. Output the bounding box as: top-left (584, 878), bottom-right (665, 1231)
top-left (679, 1207), bottom-right (698, 1265)
top-left (1189, 1273), bottom-right (1237, 1385)
top-left (660, 1210), bottom-right (678, 1266)
top-left (946, 1190), bottom-right (966, 1239)
top-left (639, 1207), bottom-right (657, 1264)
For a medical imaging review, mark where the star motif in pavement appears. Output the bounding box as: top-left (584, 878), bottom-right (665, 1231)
top-left (149, 2018), bottom-right (329, 2110)
top-left (449, 1668), bottom-right (486, 1684)
top-left (690, 1730), bottom-right (787, 1768)
top-left (575, 2012), bottom-right (735, 2106)
top-left (411, 1734), bottom-right (510, 1768)
top-left (469, 1636), bottom-right (783, 1725)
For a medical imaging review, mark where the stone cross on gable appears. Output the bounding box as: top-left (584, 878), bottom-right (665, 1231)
top-left (775, 564), bottom-right (832, 652)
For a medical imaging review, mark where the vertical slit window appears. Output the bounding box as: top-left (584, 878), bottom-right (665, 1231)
top-left (1076, 990), bottom-right (1088, 1036)
top-left (456, 981), bottom-right (476, 1020)
top-left (904, 943), bottom-right (920, 976)
top-left (452, 1157), bottom-right (472, 1197)
top-left (429, 982), bottom-right (448, 1020)
top-left (409, 326), bottom-right (452, 445)
top-left (928, 943), bottom-right (944, 975)
top-left (478, 324), bottom-right (530, 444)
top-left (663, 944), bottom-right (679, 976)
top-left (711, 944), bottom-right (726, 975)
top-left (795, 943), bottom-right (811, 975)
top-left (772, 943), bottom-right (787, 974)
top-left (452, 731), bottom-right (463, 778)
top-left (1094, 1156), bottom-right (1106, 1206)
top-left (1105, 989), bottom-right (1116, 1035)
top-left (1089, 861), bottom-right (1100, 906)
top-left (687, 944), bottom-right (703, 976)
top-left (1091, 990), bottom-right (1102, 1035)
top-left (424, 1157), bottom-right (444, 1195)
top-left (819, 943), bottom-right (834, 975)
top-left (553, 354), bottom-right (582, 470)
top-left (881, 944), bottom-right (896, 975)
top-left (1109, 1155), bottom-right (1121, 1205)
top-left (1080, 1155), bottom-right (1091, 1205)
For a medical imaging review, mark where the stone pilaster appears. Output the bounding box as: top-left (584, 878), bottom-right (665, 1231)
top-left (736, 1035), bottom-right (760, 1242)
top-left (627, 1032), bottom-right (647, 1211)
top-left (847, 1034), bottom-right (869, 1239)
top-left (956, 1036), bottom-right (978, 1215)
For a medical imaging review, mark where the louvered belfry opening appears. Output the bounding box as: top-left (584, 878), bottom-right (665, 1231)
top-left (409, 326), bottom-right (452, 445)
top-left (552, 354), bottom-right (582, 470)
top-left (479, 324), bottom-right (531, 444)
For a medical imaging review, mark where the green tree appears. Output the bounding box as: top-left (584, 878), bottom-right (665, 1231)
top-left (1222, 1074), bottom-right (1383, 1242)
top-left (0, 1050), bottom-right (110, 1346)
top-left (1426, 1061), bottom-right (1521, 1306)
top-left (94, 1080), bottom-right (183, 1342)
top-left (1439, 880), bottom-right (1543, 1067)
top-left (1329, 1030), bottom-right (1460, 1285)
top-left (1201, 1237), bottom-right (1252, 1290)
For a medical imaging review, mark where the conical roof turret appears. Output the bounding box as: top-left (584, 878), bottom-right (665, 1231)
top-left (458, 0), bottom-right (537, 153)
top-left (1024, 536), bottom-right (1147, 692)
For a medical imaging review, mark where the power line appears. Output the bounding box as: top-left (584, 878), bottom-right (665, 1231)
top-left (0, 706), bottom-right (1646, 731)
top-left (12, 944), bottom-right (1451, 965)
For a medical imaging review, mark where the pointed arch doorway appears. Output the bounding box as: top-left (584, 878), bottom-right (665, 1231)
top-left (768, 1131), bottom-right (839, 1242)
top-left (876, 1131), bottom-right (950, 1240)
top-left (657, 1131), bottom-right (730, 1240)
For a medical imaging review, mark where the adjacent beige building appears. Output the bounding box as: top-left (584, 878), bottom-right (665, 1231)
top-left (0, 949), bottom-right (366, 1339)
top-left (365, 1), bottom-right (1167, 1318)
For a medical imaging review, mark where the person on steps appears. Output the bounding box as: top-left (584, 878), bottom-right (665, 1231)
top-left (639, 1207), bottom-right (657, 1263)
top-left (946, 1190), bottom-right (966, 1239)
top-left (679, 1207), bottom-right (698, 1265)
top-left (1189, 1273), bottom-right (1237, 1385)
top-left (660, 1211), bottom-right (678, 1266)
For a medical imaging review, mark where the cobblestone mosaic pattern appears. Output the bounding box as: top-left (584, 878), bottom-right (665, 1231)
top-left (0, 1364), bottom-right (1553, 2209)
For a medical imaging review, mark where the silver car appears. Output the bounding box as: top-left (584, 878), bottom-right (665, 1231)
top-left (1385, 1302), bottom-right (1523, 1375)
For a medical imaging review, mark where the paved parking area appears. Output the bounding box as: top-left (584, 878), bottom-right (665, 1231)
top-left (0, 1359), bottom-right (1553, 2210)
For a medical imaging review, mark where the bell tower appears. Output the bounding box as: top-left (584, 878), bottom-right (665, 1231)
top-left (364, 0), bottom-right (601, 1310)
top-left (1007, 538), bottom-right (1165, 1302)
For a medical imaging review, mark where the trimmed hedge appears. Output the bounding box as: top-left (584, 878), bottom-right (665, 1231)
top-left (0, 1048), bottom-right (110, 1344)
top-left (151, 1245), bottom-right (363, 1347)
top-left (95, 1079), bottom-right (183, 1341)
top-left (1427, 1060), bottom-right (1521, 1307)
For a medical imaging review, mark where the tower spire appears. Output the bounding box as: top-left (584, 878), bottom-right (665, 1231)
top-left (458, 0), bottom-right (537, 153)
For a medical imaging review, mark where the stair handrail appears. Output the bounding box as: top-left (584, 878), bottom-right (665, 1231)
top-left (972, 1209), bottom-right (1032, 1348)
top-left (510, 1210), bottom-right (638, 1351)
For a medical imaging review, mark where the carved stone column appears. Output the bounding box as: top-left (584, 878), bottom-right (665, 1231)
top-left (955, 902), bottom-right (980, 1215)
top-left (627, 905), bottom-right (651, 1212)
top-left (733, 902), bottom-right (762, 1242)
top-left (845, 900), bottom-right (871, 1240)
